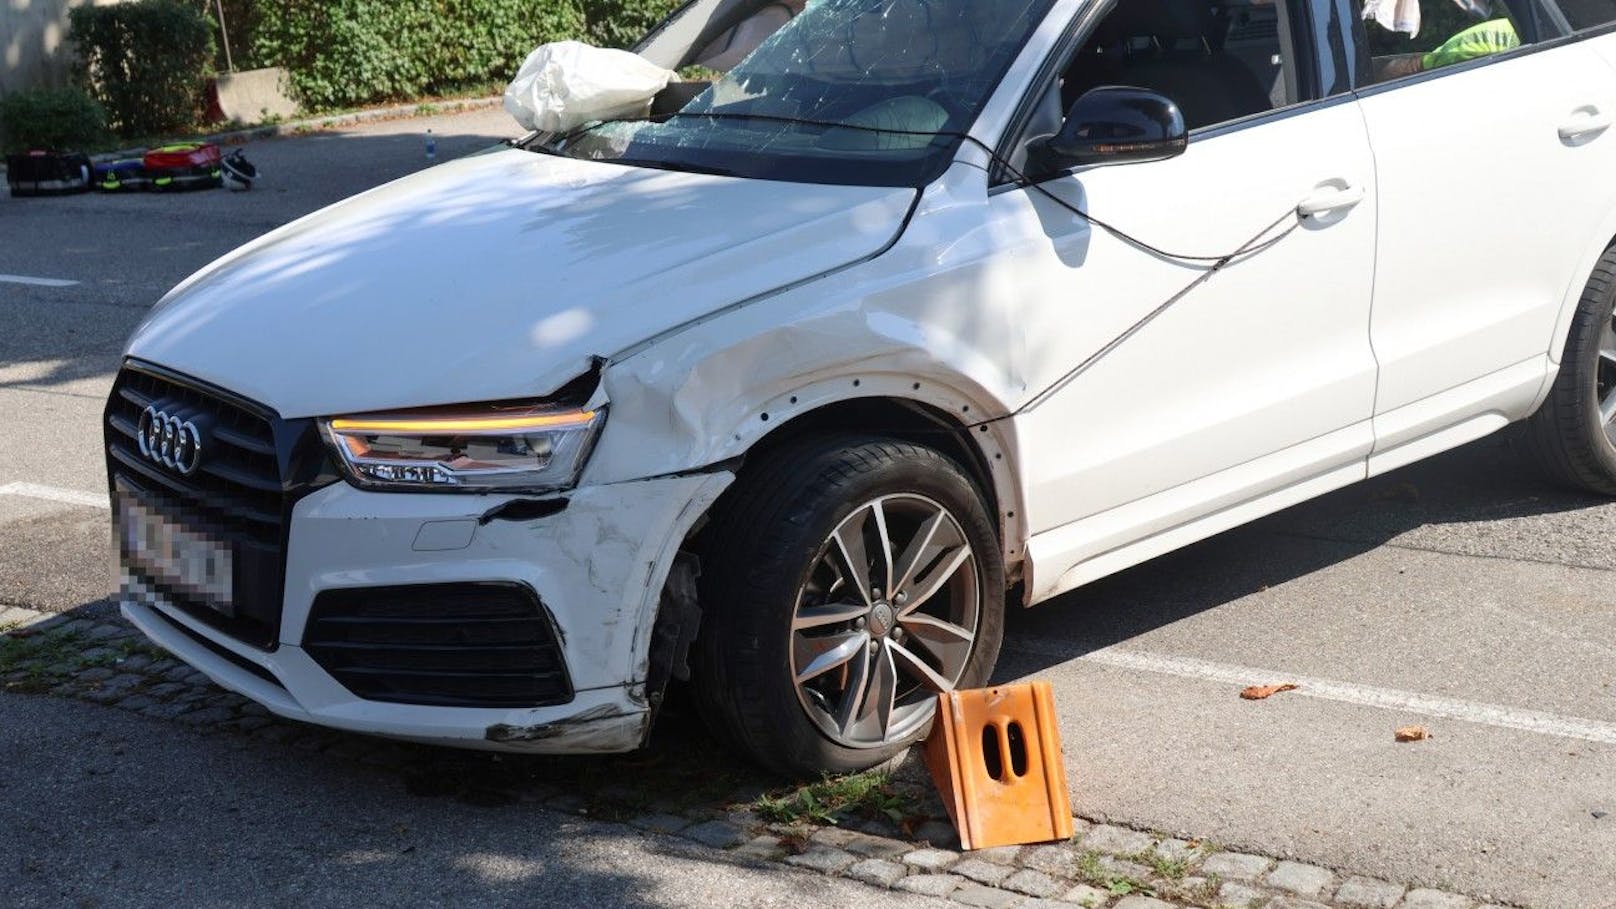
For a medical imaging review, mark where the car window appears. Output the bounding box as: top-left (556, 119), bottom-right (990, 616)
top-left (1358, 0), bottom-right (1536, 83)
top-left (1056, 0), bottom-right (1303, 133)
top-left (1551, 0), bottom-right (1616, 29)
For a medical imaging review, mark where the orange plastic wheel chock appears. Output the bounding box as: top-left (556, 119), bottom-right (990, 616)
top-left (923, 681), bottom-right (1074, 851)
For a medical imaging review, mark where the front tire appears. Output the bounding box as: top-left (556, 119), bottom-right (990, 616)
top-left (693, 435), bottom-right (1005, 778)
top-left (1523, 246), bottom-right (1616, 495)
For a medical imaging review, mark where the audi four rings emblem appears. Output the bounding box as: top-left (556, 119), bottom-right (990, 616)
top-left (137, 406), bottom-right (204, 476)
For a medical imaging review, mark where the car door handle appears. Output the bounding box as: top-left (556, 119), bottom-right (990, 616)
top-left (1559, 107), bottom-right (1613, 141)
top-left (1297, 184), bottom-right (1366, 218)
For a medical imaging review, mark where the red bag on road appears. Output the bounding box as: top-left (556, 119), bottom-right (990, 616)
top-left (144, 142), bottom-right (221, 169)
top-left (143, 143), bottom-right (223, 191)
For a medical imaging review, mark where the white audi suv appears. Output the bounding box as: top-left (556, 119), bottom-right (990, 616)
top-left (109, 0), bottom-right (1616, 775)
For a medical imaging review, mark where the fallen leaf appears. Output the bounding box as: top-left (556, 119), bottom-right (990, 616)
top-left (1240, 683), bottom-right (1299, 700)
top-left (1395, 725), bottom-right (1430, 742)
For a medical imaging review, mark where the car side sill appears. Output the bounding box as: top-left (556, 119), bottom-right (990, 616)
top-left (1032, 462), bottom-right (1368, 604)
top-left (1024, 423), bottom-right (1373, 604)
top-left (1367, 356), bottom-right (1553, 477)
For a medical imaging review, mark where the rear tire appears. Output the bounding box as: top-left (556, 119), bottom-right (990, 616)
top-left (1523, 246), bottom-right (1616, 495)
top-left (692, 435), bottom-right (1005, 778)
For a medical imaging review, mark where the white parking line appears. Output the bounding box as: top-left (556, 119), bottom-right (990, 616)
top-left (0, 482), bottom-right (109, 509)
top-left (1008, 640), bottom-right (1616, 747)
top-left (0, 274), bottom-right (79, 288)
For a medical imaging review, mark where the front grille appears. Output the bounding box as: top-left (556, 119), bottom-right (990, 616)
top-left (108, 367), bottom-right (283, 541)
top-left (303, 583), bottom-right (575, 708)
top-left (105, 360), bottom-right (335, 650)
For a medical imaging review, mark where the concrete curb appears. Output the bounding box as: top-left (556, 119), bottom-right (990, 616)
top-left (0, 604), bottom-right (1525, 909)
top-left (1, 95), bottom-right (504, 175)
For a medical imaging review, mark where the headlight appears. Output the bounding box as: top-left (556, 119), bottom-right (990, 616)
top-left (321, 402), bottom-right (604, 493)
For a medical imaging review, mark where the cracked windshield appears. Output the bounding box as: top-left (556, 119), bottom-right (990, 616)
top-left (565, 0), bottom-right (1056, 185)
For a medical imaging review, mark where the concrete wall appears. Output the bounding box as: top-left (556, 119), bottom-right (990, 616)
top-left (1, 0), bottom-right (135, 97)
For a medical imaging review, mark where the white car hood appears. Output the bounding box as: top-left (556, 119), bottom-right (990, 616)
top-left (126, 147), bottom-right (916, 418)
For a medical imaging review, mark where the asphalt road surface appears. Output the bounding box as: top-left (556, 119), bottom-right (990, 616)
top-left (3, 107), bottom-right (1614, 908)
top-left (0, 693), bottom-right (956, 909)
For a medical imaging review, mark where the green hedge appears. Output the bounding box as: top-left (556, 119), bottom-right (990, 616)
top-left (250, 0), bottom-right (688, 111)
top-left (0, 87), bottom-right (109, 154)
top-left (253, 0), bottom-right (588, 111)
top-left (207, 0), bottom-right (266, 72)
top-left (580, 0), bottom-right (687, 49)
top-left (69, 0), bottom-right (215, 137)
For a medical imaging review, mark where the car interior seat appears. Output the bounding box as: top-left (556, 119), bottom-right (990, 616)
top-left (1064, 0), bottom-right (1273, 130)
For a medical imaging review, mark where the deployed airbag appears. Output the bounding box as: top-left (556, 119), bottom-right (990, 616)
top-left (504, 41), bottom-right (676, 133)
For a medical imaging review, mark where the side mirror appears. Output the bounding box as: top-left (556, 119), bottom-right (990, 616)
top-left (1029, 86), bottom-right (1188, 175)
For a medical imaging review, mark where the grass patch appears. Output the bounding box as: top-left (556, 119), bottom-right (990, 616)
top-left (753, 770), bottom-right (919, 828)
top-left (1155, 872), bottom-right (1222, 907)
top-left (1075, 849), bottom-right (1156, 898)
top-left (1, 627), bottom-right (85, 669)
top-left (1189, 874), bottom-right (1222, 905)
top-left (1132, 847), bottom-right (1191, 881)
top-left (0, 627), bottom-right (86, 692)
top-left (0, 625), bottom-right (159, 693)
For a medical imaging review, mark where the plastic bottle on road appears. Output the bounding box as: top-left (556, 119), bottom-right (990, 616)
top-left (425, 129), bottom-right (437, 163)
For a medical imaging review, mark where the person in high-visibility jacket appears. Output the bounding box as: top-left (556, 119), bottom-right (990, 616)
top-left (1373, 17), bottom-right (1521, 79)
top-left (1421, 17), bottom-right (1521, 69)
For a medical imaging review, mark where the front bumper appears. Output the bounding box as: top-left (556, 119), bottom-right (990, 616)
top-left (118, 471), bottom-right (733, 753)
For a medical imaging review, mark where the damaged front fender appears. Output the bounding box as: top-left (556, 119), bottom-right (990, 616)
top-left (576, 165), bottom-right (1031, 561)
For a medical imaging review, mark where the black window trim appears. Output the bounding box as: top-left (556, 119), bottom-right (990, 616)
top-left (1514, 0), bottom-right (1558, 42)
top-left (1317, 0), bottom-right (1376, 91)
top-left (986, 0), bottom-right (1352, 190)
top-left (1540, 0), bottom-right (1575, 35)
top-left (985, 0), bottom-right (1115, 187)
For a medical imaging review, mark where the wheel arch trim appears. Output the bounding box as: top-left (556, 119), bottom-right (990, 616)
top-left (695, 385), bottom-right (1028, 580)
top-left (1548, 224), bottom-right (1616, 370)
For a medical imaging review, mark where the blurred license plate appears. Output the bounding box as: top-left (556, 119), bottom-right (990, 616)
top-left (119, 499), bottom-right (234, 615)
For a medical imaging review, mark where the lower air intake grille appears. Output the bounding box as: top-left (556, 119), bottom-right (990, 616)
top-left (303, 583), bottom-right (574, 708)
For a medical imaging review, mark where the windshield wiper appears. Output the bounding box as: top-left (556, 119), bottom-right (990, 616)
top-left (604, 156), bottom-right (744, 178)
top-left (513, 130), bottom-right (741, 175)
top-left (567, 111), bottom-right (953, 143)
top-left (513, 131), bottom-right (570, 157)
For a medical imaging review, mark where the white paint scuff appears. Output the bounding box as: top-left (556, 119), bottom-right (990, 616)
top-left (0, 274), bottom-right (79, 288)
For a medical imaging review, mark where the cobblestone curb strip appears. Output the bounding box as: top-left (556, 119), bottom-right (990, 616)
top-left (0, 606), bottom-right (1520, 909)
